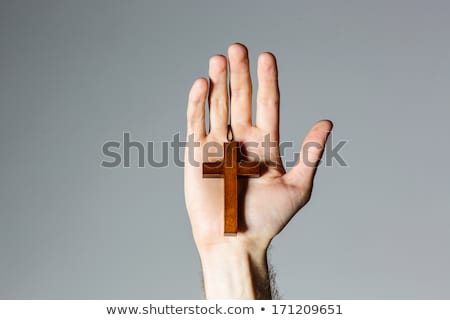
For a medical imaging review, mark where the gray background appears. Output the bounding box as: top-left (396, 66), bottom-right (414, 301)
top-left (1, 0), bottom-right (449, 299)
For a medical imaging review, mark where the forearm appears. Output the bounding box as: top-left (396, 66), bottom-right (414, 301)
top-left (198, 241), bottom-right (273, 299)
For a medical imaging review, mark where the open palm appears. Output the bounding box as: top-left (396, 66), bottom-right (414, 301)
top-left (185, 44), bottom-right (332, 251)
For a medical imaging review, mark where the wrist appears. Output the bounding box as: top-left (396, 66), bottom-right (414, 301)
top-left (198, 239), bottom-right (271, 299)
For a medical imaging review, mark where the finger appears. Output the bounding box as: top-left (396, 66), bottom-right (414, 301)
top-left (283, 120), bottom-right (333, 190)
top-left (187, 78), bottom-right (208, 138)
top-left (228, 43), bottom-right (252, 127)
top-left (256, 52), bottom-right (280, 140)
top-left (208, 55), bottom-right (229, 138)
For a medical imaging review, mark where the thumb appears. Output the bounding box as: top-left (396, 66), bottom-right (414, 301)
top-left (284, 120), bottom-right (333, 192)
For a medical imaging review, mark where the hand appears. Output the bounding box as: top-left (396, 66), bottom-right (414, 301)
top-left (184, 43), bottom-right (332, 299)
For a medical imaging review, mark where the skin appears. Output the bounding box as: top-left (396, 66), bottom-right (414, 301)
top-left (184, 43), bottom-right (333, 299)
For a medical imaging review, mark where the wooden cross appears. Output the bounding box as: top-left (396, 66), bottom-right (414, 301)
top-left (203, 141), bottom-right (261, 235)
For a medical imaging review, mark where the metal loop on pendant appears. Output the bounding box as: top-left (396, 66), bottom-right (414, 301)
top-left (227, 124), bottom-right (234, 142)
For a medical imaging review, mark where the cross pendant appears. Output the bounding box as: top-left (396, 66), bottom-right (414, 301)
top-left (202, 141), bottom-right (261, 235)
